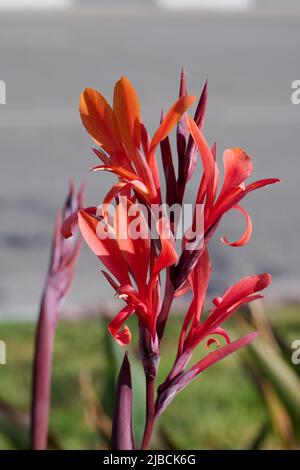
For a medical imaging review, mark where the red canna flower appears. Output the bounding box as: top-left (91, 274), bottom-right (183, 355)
top-left (156, 249), bottom-right (272, 415)
top-left (79, 76), bottom-right (196, 205)
top-left (61, 71), bottom-right (279, 450)
top-left (174, 117), bottom-right (280, 290)
top-left (77, 198), bottom-right (178, 347)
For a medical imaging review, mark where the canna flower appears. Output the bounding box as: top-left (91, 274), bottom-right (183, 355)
top-left (79, 76), bottom-right (196, 205)
top-left (60, 71), bottom-right (279, 450)
top-left (156, 69), bottom-right (280, 290)
top-left (156, 249), bottom-right (272, 415)
top-left (77, 198), bottom-right (178, 348)
top-left (174, 119), bottom-right (280, 290)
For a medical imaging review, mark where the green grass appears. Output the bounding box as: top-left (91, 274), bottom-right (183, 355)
top-left (0, 305), bottom-right (299, 450)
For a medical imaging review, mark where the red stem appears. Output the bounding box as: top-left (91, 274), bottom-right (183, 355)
top-left (30, 289), bottom-right (56, 450)
top-left (141, 376), bottom-right (156, 450)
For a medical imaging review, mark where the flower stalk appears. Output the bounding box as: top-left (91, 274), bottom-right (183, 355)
top-left (62, 70), bottom-right (280, 449)
top-left (30, 183), bottom-right (82, 450)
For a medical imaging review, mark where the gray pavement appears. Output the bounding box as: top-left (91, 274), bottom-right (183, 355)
top-left (0, 8), bottom-right (299, 319)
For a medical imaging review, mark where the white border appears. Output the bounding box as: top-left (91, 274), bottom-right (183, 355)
top-left (156, 0), bottom-right (254, 9)
top-left (0, 0), bottom-right (71, 9)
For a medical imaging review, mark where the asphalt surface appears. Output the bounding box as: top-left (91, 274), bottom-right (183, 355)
top-left (0, 8), bottom-right (300, 319)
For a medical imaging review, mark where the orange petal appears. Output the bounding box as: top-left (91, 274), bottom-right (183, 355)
top-left (113, 76), bottom-right (142, 159)
top-left (149, 95), bottom-right (196, 157)
top-left (79, 88), bottom-right (122, 155)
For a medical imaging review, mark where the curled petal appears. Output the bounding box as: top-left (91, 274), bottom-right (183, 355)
top-left (205, 327), bottom-right (231, 351)
top-left (191, 332), bottom-right (259, 376)
top-left (206, 337), bottom-right (221, 350)
top-left (156, 332), bottom-right (259, 416)
top-left (221, 204), bottom-right (253, 247)
top-left (108, 306), bottom-right (134, 346)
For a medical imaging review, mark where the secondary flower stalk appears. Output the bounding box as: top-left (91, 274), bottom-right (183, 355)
top-left (30, 183), bottom-right (82, 450)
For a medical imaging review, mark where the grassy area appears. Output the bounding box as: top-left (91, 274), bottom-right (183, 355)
top-left (0, 305), bottom-right (299, 450)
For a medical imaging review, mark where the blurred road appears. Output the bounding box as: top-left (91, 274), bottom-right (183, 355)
top-left (0, 7), bottom-right (300, 318)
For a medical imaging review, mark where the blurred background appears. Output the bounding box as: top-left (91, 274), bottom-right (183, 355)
top-left (1, 0), bottom-right (300, 318)
top-left (0, 0), bottom-right (300, 450)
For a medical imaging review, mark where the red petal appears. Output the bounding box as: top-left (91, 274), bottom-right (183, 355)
top-left (78, 209), bottom-right (131, 286)
top-left (190, 248), bottom-right (211, 324)
top-left (190, 332), bottom-right (259, 377)
top-left (219, 148), bottom-right (253, 198)
top-left (187, 115), bottom-right (215, 208)
top-left (108, 306), bottom-right (134, 346)
top-left (221, 204), bottom-right (253, 247)
top-left (103, 182), bottom-right (129, 205)
top-left (115, 199), bottom-right (150, 294)
top-left (156, 332), bottom-right (259, 415)
top-left (220, 272), bottom-right (272, 310)
top-left (151, 217), bottom-right (178, 278)
top-left (245, 178), bottom-right (280, 194)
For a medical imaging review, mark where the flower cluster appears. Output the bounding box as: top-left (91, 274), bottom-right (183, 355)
top-left (62, 70), bottom-right (279, 449)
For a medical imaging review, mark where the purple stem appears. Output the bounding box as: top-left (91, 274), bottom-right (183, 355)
top-left (141, 376), bottom-right (156, 450)
top-left (30, 288), bottom-right (57, 450)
